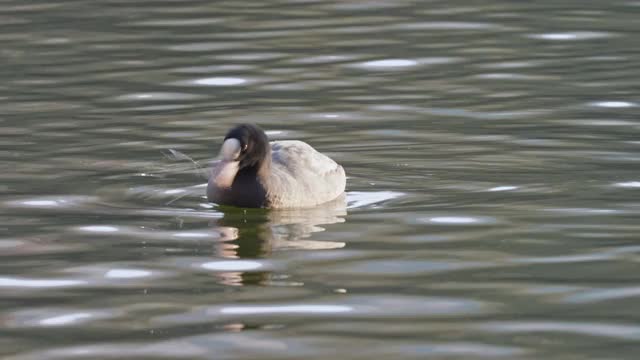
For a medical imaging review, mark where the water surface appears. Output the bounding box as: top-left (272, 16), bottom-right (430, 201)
top-left (2, 0), bottom-right (640, 359)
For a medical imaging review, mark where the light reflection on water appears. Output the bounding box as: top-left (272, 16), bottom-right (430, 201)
top-left (0, 277), bottom-right (86, 288)
top-left (2, 0), bottom-right (640, 358)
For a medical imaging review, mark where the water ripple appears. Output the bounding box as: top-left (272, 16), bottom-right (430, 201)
top-left (3, 0), bottom-right (640, 358)
top-left (220, 305), bottom-right (352, 315)
top-left (478, 321), bottom-right (640, 340)
top-left (590, 101), bottom-right (636, 108)
top-left (201, 260), bottom-right (266, 272)
top-left (0, 277), bottom-right (85, 288)
top-left (528, 31), bottom-right (615, 40)
top-left (613, 181), bottom-right (640, 188)
top-left (189, 77), bottom-right (248, 86)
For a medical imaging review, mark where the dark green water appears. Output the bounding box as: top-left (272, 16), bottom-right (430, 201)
top-left (2, 0), bottom-right (640, 359)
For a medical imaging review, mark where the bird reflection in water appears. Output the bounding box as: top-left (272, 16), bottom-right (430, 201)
top-left (211, 193), bottom-right (347, 286)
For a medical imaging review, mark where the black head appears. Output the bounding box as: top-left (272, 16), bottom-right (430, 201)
top-left (224, 124), bottom-right (270, 170)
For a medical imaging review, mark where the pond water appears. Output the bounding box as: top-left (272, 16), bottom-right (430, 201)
top-left (2, 0), bottom-right (640, 358)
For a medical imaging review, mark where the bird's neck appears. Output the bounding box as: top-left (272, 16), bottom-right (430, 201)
top-left (238, 154), bottom-right (271, 181)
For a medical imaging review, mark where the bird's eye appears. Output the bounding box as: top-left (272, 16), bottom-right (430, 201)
top-left (242, 144), bottom-right (248, 151)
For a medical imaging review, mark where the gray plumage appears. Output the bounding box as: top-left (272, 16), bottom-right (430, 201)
top-left (207, 124), bottom-right (346, 209)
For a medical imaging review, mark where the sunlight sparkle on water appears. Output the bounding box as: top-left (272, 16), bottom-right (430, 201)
top-left (78, 226), bottom-right (119, 233)
top-left (193, 77), bottom-right (246, 86)
top-left (220, 305), bottom-right (352, 315)
top-left (20, 200), bottom-right (61, 207)
top-left (614, 181), bottom-right (640, 188)
top-left (488, 186), bottom-right (518, 192)
top-left (173, 232), bottom-right (210, 238)
top-left (358, 59), bottom-right (418, 69)
top-left (6, 196), bottom-right (91, 209)
top-left (201, 260), bottom-right (264, 271)
top-left (591, 101), bottom-right (635, 108)
top-left (105, 269), bottom-right (151, 279)
top-left (429, 217), bottom-right (480, 224)
top-left (347, 191), bottom-right (404, 209)
top-left (0, 277), bottom-right (85, 288)
top-left (529, 31), bottom-right (613, 41)
top-left (40, 313), bottom-right (93, 326)
top-left (164, 189), bottom-right (185, 195)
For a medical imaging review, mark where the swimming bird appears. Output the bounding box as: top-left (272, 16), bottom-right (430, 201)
top-left (207, 124), bottom-right (346, 208)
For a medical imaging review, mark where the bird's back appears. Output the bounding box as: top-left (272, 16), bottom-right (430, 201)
top-left (266, 140), bottom-right (346, 208)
